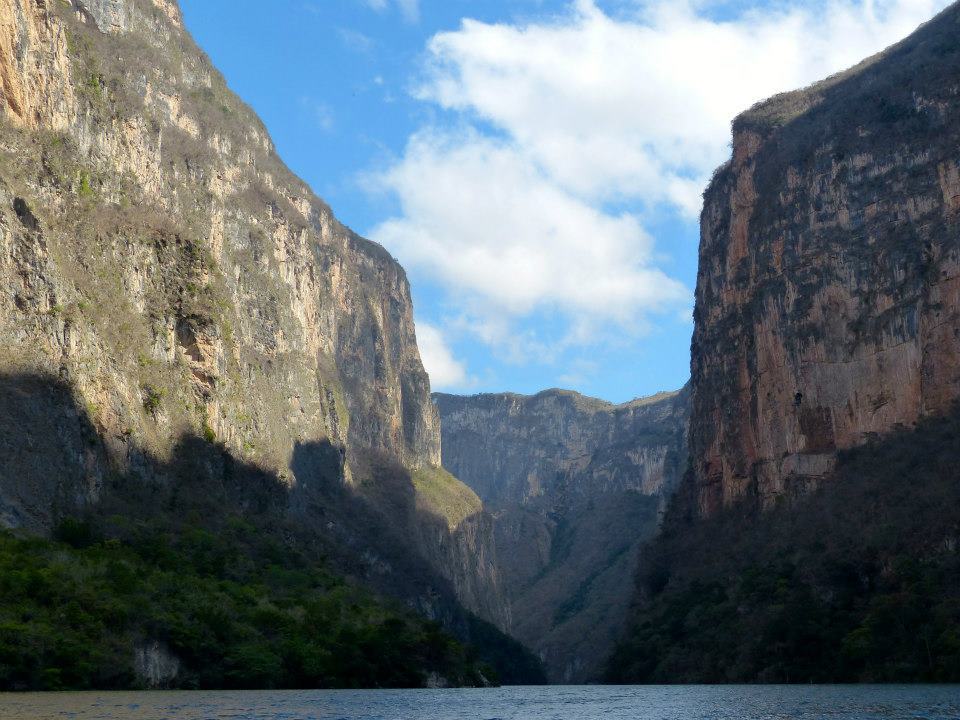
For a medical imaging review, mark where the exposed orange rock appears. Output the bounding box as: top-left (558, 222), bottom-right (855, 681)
top-left (689, 3), bottom-right (960, 515)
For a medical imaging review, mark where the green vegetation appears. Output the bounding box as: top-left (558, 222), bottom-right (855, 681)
top-left (411, 466), bottom-right (482, 530)
top-left (0, 514), bottom-right (493, 691)
top-left (141, 385), bottom-right (164, 414)
top-left (607, 408), bottom-right (960, 683)
top-left (202, 423), bottom-right (217, 444)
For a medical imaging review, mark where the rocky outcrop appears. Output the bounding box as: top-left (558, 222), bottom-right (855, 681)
top-left (434, 387), bottom-right (689, 682)
top-left (0, 0), bottom-right (508, 639)
top-left (134, 640), bottom-right (180, 689)
top-left (689, 3), bottom-right (960, 516)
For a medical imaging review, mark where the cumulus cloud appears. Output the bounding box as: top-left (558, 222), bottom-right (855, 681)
top-left (373, 129), bottom-right (687, 321)
top-left (419, 0), bottom-right (950, 213)
top-left (416, 321), bottom-right (469, 389)
top-left (371, 0), bottom-right (949, 381)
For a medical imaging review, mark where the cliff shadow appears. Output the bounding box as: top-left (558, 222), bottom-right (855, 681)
top-left (0, 372), bottom-right (107, 531)
top-left (288, 443), bottom-right (542, 682)
top-left (610, 404), bottom-right (960, 683)
top-left (290, 443), bottom-right (500, 622)
top-left (0, 370), bottom-right (543, 684)
top-left (0, 370), bottom-right (423, 585)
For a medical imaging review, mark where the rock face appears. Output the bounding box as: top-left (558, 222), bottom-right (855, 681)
top-left (689, 3), bottom-right (960, 517)
top-left (434, 387), bottom-right (689, 682)
top-left (134, 640), bottom-right (180, 689)
top-left (0, 0), bottom-right (506, 632)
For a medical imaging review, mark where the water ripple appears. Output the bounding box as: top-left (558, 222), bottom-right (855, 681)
top-left (1, 685), bottom-right (959, 720)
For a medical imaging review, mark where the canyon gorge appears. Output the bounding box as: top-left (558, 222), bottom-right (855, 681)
top-left (1, 0), bottom-right (959, 690)
top-left (434, 388), bottom-right (688, 682)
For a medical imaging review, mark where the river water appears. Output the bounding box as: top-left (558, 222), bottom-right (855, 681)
top-left (2, 685), bottom-right (959, 719)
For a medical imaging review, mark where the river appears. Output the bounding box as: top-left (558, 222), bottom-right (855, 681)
top-left (2, 684), bottom-right (959, 719)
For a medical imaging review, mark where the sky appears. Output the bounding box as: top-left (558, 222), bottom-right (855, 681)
top-left (178, 0), bottom-right (950, 402)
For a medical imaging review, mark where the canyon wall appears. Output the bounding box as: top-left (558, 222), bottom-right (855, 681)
top-left (435, 387), bottom-right (689, 682)
top-left (0, 0), bottom-right (507, 630)
top-left (689, 2), bottom-right (960, 516)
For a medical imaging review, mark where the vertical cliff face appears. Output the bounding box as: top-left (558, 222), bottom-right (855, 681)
top-left (0, 0), bottom-right (513, 636)
top-left (0, 0), bottom-right (437, 511)
top-left (436, 389), bottom-right (688, 507)
top-left (690, 3), bottom-right (960, 516)
top-left (435, 387), bottom-right (689, 682)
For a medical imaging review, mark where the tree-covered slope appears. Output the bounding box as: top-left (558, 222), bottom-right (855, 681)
top-left (608, 407), bottom-right (960, 683)
top-left (0, 521), bottom-right (486, 691)
top-left (0, 372), bottom-right (544, 690)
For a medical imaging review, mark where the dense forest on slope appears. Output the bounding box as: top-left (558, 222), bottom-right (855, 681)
top-left (0, 522), bottom-right (484, 690)
top-left (0, 374), bottom-right (544, 690)
top-left (607, 407), bottom-right (960, 683)
top-left (0, 452), bottom-right (542, 691)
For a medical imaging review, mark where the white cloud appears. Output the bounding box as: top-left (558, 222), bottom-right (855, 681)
top-left (299, 97), bottom-right (334, 132)
top-left (338, 27), bottom-right (375, 54)
top-left (360, 0), bottom-right (419, 23)
top-left (372, 0), bottom-right (950, 366)
top-left (419, 0), bottom-right (950, 212)
top-left (372, 128), bottom-right (687, 322)
top-left (416, 320), bottom-right (469, 389)
top-left (559, 358), bottom-right (600, 387)
top-left (396, 0), bottom-right (420, 23)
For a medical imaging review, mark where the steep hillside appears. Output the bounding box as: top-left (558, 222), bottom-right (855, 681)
top-left (435, 387), bottom-right (689, 682)
top-left (0, 0), bottom-right (530, 685)
top-left (611, 2), bottom-right (960, 682)
top-left (610, 406), bottom-right (960, 682)
top-left (689, 2), bottom-right (960, 515)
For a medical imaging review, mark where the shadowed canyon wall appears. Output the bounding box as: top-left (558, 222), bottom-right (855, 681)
top-left (608, 2), bottom-right (960, 685)
top-left (435, 388), bottom-right (689, 682)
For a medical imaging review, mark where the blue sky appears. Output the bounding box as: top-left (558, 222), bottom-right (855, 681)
top-left (179, 0), bottom-right (948, 402)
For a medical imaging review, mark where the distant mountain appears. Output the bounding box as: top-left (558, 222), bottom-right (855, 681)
top-left (434, 387), bottom-right (688, 682)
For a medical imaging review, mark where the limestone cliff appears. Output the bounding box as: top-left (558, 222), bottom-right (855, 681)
top-left (0, 0), bottom-right (507, 632)
top-left (434, 387), bottom-right (689, 682)
top-left (689, 3), bottom-right (960, 516)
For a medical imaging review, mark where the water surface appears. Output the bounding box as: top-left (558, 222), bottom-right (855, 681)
top-left (2, 685), bottom-right (959, 719)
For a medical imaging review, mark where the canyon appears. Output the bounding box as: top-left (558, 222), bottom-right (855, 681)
top-left (434, 388), bottom-right (688, 682)
top-left (2, 0), bottom-right (960, 690)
